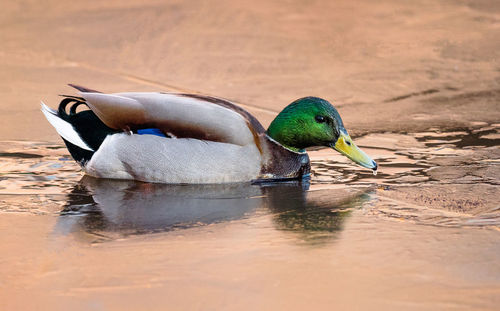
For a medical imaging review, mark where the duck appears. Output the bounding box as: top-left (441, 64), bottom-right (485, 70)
top-left (42, 84), bottom-right (377, 184)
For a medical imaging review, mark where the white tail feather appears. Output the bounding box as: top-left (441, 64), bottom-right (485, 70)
top-left (41, 101), bottom-right (94, 151)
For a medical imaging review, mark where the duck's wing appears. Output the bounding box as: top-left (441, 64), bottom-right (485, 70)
top-left (69, 85), bottom-right (265, 146)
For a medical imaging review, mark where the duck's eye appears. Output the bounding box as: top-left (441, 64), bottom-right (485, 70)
top-left (315, 115), bottom-right (326, 123)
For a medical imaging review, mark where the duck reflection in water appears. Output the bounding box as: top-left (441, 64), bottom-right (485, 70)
top-left (56, 176), bottom-right (372, 243)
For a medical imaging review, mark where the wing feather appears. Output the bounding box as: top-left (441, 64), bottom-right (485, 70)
top-left (80, 93), bottom-right (147, 129)
top-left (79, 92), bottom-right (258, 146)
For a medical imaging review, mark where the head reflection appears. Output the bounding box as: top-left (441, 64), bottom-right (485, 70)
top-left (263, 184), bottom-right (372, 243)
top-left (56, 176), bottom-right (372, 242)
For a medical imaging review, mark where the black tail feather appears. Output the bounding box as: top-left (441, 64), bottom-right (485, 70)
top-left (57, 97), bottom-right (118, 164)
top-left (58, 97), bottom-right (80, 121)
top-left (62, 139), bottom-right (95, 166)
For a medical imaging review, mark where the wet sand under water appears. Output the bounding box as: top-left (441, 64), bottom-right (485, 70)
top-left (1, 126), bottom-right (499, 310)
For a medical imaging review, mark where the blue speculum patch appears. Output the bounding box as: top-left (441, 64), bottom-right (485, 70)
top-left (136, 128), bottom-right (166, 137)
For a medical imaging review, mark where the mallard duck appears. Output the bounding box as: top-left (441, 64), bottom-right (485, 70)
top-left (42, 84), bottom-right (377, 184)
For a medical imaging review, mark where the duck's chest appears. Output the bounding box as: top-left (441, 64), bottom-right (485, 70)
top-left (257, 135), bottom-right (311, 181)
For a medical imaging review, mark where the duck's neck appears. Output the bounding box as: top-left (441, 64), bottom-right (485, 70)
top-left (266, 118), bottom-right (304, 153)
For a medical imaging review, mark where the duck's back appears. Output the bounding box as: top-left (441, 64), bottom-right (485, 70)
top-left (80, 91), bottom-right (264, 146)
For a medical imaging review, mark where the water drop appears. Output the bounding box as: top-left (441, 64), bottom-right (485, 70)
top-left (372, 169), bottom-right (378, 176)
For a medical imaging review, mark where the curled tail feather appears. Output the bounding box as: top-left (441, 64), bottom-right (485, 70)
top-left (41, 101), bottom-right (93, 151)
top-left (41, 96), bottom-right (118, 165)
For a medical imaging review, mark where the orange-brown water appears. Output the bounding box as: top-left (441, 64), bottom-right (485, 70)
top-left (1, 0), bottom-right (500, 309)
top-left (1, 126), bottom-right (499, 310)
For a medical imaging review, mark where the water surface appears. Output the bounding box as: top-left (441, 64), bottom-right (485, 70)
top-left (1, 125), bottom-right (499, 310)
top-left (2, 0), bottom-right (500, 308)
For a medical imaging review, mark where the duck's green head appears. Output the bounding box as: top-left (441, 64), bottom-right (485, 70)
top-left (267, 97), bottom-right (377, 171)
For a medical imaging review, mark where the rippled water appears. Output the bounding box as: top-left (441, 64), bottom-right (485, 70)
top-left (1, 125), bottom-right (499, 232)
top-left (0, 125), bottom-right (499, 310)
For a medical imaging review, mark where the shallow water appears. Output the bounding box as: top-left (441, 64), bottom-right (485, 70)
top-left (1, 126), bottom-right (499, 310)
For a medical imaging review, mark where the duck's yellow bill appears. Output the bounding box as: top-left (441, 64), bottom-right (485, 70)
top-left (333, 132), bottom-right (377, 171)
